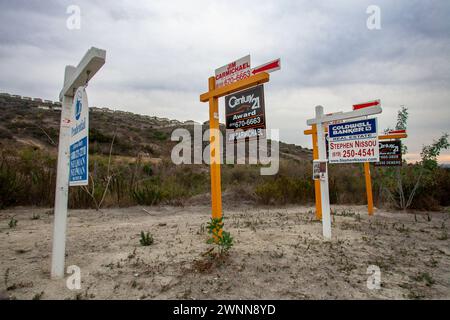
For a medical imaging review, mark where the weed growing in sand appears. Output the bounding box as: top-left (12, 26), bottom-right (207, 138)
top-left (437, 231), bottom-right (448, 240)
top-left (8, 217), bottom-right (17, 228)
top-left (411, 272), bottom-right (435, 287)
top-left (4, 268), bottom-right (10, 289)
top-left (437, 222), bottom-right (448, 240)
top-left (197, 223), bottom-right (205, 235)
top-left (337, 209), bottom-right (357, 217)
top-left (139, 231), bottom-right (154, 246)
top-left (206, 217), bottom-right (234, 256)
top-left (31, 213), bottom-right (40, 220)
top-left (393, 223), bottom-right (409, 234)
top-left (32, 291), bottom-right (44, 300)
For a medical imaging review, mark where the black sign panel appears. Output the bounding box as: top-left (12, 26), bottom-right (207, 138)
top-left (225, 85), bottom-right (266, 143)
top-left (375, 140), bottom-right (402, 166)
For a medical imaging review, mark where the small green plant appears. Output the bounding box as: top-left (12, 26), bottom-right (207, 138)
top-left (437, 231), bottom-right (448, 240)
top-left (4, 268), bottom-right (10, 289)
top-left (411, 272), bottom-right (435, 287)
top-left (32, 291), bottom-right (44, 300)
top-left (139, 231), bottom-right (154, 246)
top-left (8, 217), bottom-right (17, 228)
top-left (31, 213), bottom-right (40, 220)
top-left (206, 217), bottom-right (234, 256)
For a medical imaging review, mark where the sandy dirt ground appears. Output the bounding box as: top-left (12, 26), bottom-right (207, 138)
top-left (0, 204), bottom-right (449, 300)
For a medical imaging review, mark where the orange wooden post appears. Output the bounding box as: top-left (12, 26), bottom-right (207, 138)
top-left (208, 77), bottom-right (223, 221)
top-left (311, 125), bottom-right (322, 220)
top-left (364, 162), bottom-right (374, 215)
top-left (364, 132), bottom-right (408, 216)
top-left (200, 72), bottom-right (270, 238)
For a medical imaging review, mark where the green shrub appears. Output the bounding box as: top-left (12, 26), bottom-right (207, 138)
top-left (152, 131), bottom-right (168, 141)
top-left (143, 163), bottom-right (153, 176)
top-left (31, 213), bottom-right (40, 220)
top-left (8, 217), bottom-right (18, 228)
top-left (139, 231), bottom-right (154, 246)
top-left (206, 217), bottom-right (234, 256)
top-left (132, 180), bottom-right (166, 205)
top-left (255, 176), bottom-right (313, 205)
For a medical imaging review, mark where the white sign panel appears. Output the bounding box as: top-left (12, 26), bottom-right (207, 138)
top-left (215, 55), bottom-right (251, 88)
top-left (328, 118), bottom-right (379, 164)
top-left (313, 160), bottom-right (327, 180)
top-left (251, 58), bottom-right (281, 75)
top-left (69, 87), bottom-right (89, 186)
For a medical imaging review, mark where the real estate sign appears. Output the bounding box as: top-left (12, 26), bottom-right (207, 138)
top-left (69, 87), bottom-right (89, 186)
top-left (225, 84), bottom-right (266, 143)
top-left (375, 140), bottom-right (402, 167)
top-left (215, 55), bottom-right (251, 88)
top-left (328, 118), bottom-right (379, 164)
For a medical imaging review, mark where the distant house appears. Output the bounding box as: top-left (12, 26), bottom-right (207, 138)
top-left (52, 106), bottom-right (62, 111)
top-left (0, 93), bottom-right (10, 97)
top-left (38, 105), bottom-right (50, 110)
top-left (184, 120), bottom-right (198, 125)
top-left (33, 98), bottom-right (43, 102)
top-left (23, 97), bottom-right (32, 101)
top-left (44, 100), bottom-right (53, 104)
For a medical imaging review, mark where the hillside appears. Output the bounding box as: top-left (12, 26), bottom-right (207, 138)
top-left (0, 93), bottom-right (312, 162)
top-left (1, 93), bottom-right (448, 211)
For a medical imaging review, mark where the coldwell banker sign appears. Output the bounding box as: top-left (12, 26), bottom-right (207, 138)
top-left (328, 118), bottom-right (379, 164)
top-left (69, 87), bottom-right (89, 186)
top-left (225, 84), bottom-right (266, 143)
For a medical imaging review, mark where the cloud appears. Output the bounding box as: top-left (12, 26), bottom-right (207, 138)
top-left (0, 0), bottom-right (449, 162)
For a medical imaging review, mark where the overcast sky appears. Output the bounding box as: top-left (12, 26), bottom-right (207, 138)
top-left (0, 0), bottom-right (449, 163)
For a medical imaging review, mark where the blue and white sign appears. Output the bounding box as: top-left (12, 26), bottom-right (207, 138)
top-left (329, 118), bottom-right (377, 141)
top-left (328, 118), bottom-right (379, 164)
top-left (69, 87), bottom-right (89, 186)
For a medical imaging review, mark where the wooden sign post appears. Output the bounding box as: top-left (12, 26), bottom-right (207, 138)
top-left (200, 72), bottom-right (270, 229)
top-left (304, 128), bottom-right (407, 217)
top-left (51, 47), bottom-right (105, 279)
top-left (306, 104), bottom-right (383, 239)
top-left (304, 104), bottom-right (407, 219)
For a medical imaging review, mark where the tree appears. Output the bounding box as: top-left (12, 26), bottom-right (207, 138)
top-left (378, 106), bottom-right (449, 211)
top-left (405, 133), bottom-right (449, 210)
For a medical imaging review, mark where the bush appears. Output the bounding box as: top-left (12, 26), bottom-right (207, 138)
top-left (8, 217), bottom-right (18, 228)
top-left (133, 180), bottom-right (166, 205)
top-left (0, 148), bottom-right (56, 208)
top-left (255, 176), bottom-right (313, 205)
top-left (152, 131), bottom-right (168, 141)
top-left (206, 217), bottom-right (234, 256)
top-left (0, 127), bottom-right (13, 139)
top-left (139, 231), bottom-right (154, 246)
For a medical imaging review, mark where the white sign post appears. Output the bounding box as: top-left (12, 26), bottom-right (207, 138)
top-left (315, 106), bottom-right (331, 240)
top-left (51, 47), bottom-right (105, 279)
top-left (307, 103), bottom-right (382, 240)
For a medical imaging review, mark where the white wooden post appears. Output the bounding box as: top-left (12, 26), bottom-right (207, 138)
top-left (307, 103), bottom-right (382, 240)
top-left (51, 47), bottom-right (106, 279)
top-left (315, 106), bottom-right (332, 240)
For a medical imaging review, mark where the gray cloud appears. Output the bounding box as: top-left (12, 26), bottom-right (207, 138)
top-left (0, 0), bottom-right (449, 162)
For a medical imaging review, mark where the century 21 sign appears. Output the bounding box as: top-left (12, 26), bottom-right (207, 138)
top-left (225, 85), bottom-right (266, 143)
